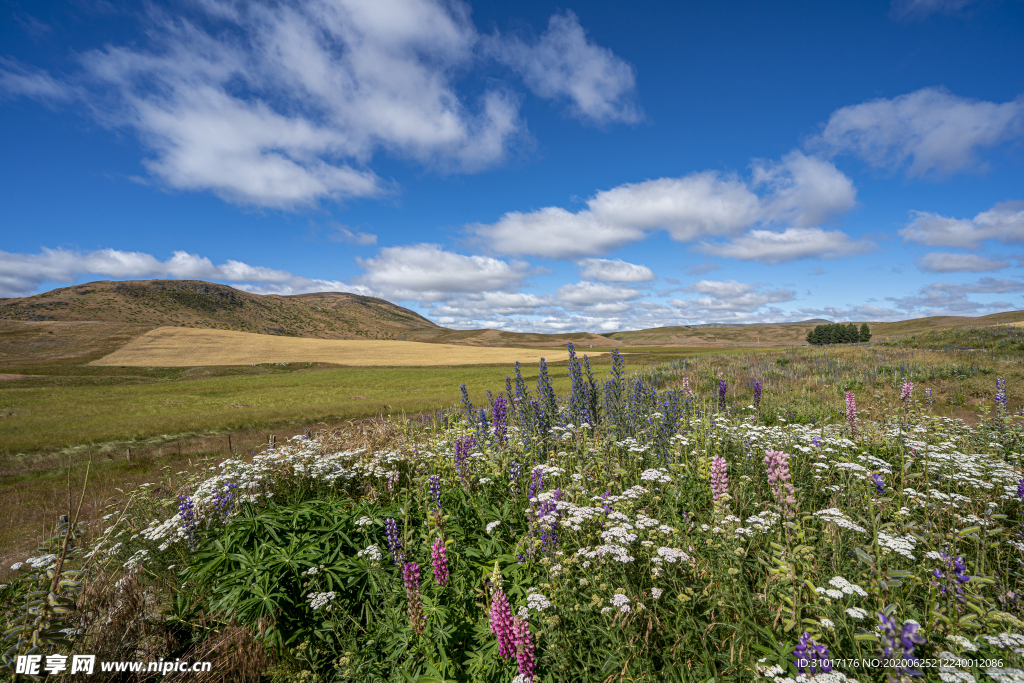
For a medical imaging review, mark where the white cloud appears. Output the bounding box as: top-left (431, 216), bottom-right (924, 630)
top-left (669, 280), bottom-right (796, 320)
top-left (890, 0), bottom-right (980, 19)
top-left (811, 87), bottom-right (1024, 177)
top-left (354, 243), bottom-right (530, 301)
top-left (0, 247), bottom-right (353, 298)
top-left (899, 201), bottom-right (1024, 249)
top-left (916, 252), bottom-right (1010, 272)
top-left (556, 281), bottom-right (642, 306)
top-left (1, 1), bottom-right (637, 208)
top-left (886, 278), bottom-right (1023, 316)
top-left (577, 258), bottom-right (655, 282)
top-left (489, 11), bottom-right (640, 125)
top-left (697, 227), bottom-right (876, 264)
top-left (929, 277), bottom-right (1024, 295)
top-left (328, 224), bottom-right (378, 246)
top-left (473, 152), bottom-right (857, 258)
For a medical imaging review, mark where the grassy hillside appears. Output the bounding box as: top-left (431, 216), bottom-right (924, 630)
top-left (0, 279), bottom-right (440, 340)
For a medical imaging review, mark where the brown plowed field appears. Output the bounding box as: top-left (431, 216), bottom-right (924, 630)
top-left (91, 327), bottom-right (582, 367)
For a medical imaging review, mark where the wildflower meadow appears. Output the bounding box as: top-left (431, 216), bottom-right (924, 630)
top-left (4, 339), bottom-right (1024, 683)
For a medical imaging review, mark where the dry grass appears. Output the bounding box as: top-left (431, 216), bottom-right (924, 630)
top-left (91, 327), bottom-right (587, 367)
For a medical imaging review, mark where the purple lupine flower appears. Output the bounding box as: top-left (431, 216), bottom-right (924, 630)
top-left (386, 469), bottom-right (399, 491)
top-left (877, 613), bottom-right (925, 677)
top-left (925, 387), bottom-right (933, 406)
top-left (489, 585), bottom-right (515, 658)
top-left (600, 490), bottom-right (613, 514)
top-left (428, 474), bottom-right (442, 511)
top-left (996, 378), bottom-right (1008, 412)
top-left (845, 391), bottom-right (856, 435)
top-left (528, 467), bottom-right (544, 500)
top-left (492, 396), bottom-right (508, 444)
top-left (178, 494), bottom-right (197, 550)
top-left (763, 449), bottom-right (796, 517)
top-left (430, 536), bottom-right (449, 587)
top-left (211, 482), bottom-right (238, 523)
top-left (509, 460), bottom-right (522, 495)
top-left (718, 380), bottom-right (727, 410)
top-left (455, 435), bottom-right (476, 482)
top-left (511, 615), bottom-right (536, 682)
top-left (793, 631), bottom-right (832, 674)
top-left (710, 454), bottom-right (729, 505)
top-left (384, 518), bottom-right (403, 564)
top-left (403, 561), bottom-right (425, 635)
top-left (1017, 477), bottom-right (1024, 503)
top-left (811, 436), bottom-right (822, 449)
top-left (753, 380), bottom-right (762, 408)
top-left (901, 379), bottom-right (914, 403)
top-left (871, 473), bottom-right (886, 495)
top-left (932, 551), bottom-right (970, 600)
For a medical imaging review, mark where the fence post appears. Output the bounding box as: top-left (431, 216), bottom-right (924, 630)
top-left (127, 448), bottom-right (131, 460)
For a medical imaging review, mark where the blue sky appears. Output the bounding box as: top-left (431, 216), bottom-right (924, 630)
top-left (1, 0), bottom-right (1022, 332)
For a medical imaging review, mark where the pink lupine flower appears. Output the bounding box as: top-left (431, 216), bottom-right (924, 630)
top-left (763, 449), bottom-right (796, 517)
top-left (402, 561), bottom-right (425, 635)
top-left (710, 454), bottom-right (729, 505)
top-left (489, 586), bottom-right (515, 658)
top-left (900, 379), bottom-right (913, 403)
top-left (512, 615), bottom-right (536, 682)
top-left (845, 391), bottom-right (856, 435)
top-left (680, 377), bottom-right (695, 398)
top-left (431, 536), bottom-right (449, 586)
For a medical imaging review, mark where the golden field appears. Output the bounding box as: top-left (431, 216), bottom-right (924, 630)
top-left (90, 326), bottom-right (583, 367)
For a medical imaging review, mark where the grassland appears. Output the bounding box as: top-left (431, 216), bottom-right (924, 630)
top-left (90, 327), bottom-right (585, 367)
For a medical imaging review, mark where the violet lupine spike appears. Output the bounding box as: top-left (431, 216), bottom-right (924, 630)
top-left (428, 474), bottom-right (442, 511)
top-left (509, 460), bottom-right (522, 495)
top-left (900, 379), bottom-right (914, 403)
top-left (871, 473), bottom-right (885, 495)
top-left (763, 449), bottom-right (796, 517)
top-left (384, 518), bottom-right (403, 564)
top-left (680, 377), bottom-right (694, 399)
top-left (996, 378), bottom-right (1008, 411)
top-left (430, 536), bottom-right (449, 587)
top-left (793, 631), bottom-right (832, 674)
top-left (511, 615), bottom-right (536, 682)
top-left (753, 380), bottom-right (762, 408)
top-left (178, 494), bottom-right (197, 550)
top-left (402, 561), bottom-right (425, 635)
top-left (877, 613), bottom-right (925, 678)
top-left (489, 586), bottom-right (516, 659)
top-left (492, 396), bottom-right (508, 444)
top-left (845, 391), bottom-right (856, 435)
top-left (718, 380), bottom-right (727, 410)
top-left (710, 454), bottom-right (729, 505)
top-left (1017, 478), bottom-right (1024, 503)
top-left (528, 467), bottom-right (544, 500)
top-left (455, 435), bottom-right (476, 482)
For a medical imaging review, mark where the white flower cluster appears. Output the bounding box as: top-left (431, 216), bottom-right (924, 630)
top-left (302, 567), bottom-right (319, 576)
top-left (828, 576), bottom-right (868, 597)
top-left (816, 587), bottom-right (845, 600)
top-left (123, 549), bottom-right (149, 571)
top-left (947, 635), bottom-right (978, 652)
top-left (355, 516), bottom-right (373, 526)
top-left (651, 587), bottom-right (663, 600)
top-left (640, 468), bottom-right (672, 483)
top-left (653, 547), bottom-right (690, 564)
top-left (845, 607), bottom-right (867, 620)
top-left (357, 544), bottom-right (382, 562)
top-left (576, 544), bottom-right (634, 563)
top-left (813, 508), bottom-right (867, 534)
top-left (486, 521), bottom-right (501, 534)
top-left (986, 668), bottom-right (1024, 683)
top-left (610, 593), bottom-right (631, 613)
top-left (308, 591), bottom-right (336, 610)
top-left (985, 633), bottom-right (1024, 654)
top-left (602, 525), bottom-right (638, 545)
top-left (526, 591), bottom-right (552, 612)
top-left (877, 532), bottom-right (916, 559)
top-left (634, 515), bottom-right (661, 529)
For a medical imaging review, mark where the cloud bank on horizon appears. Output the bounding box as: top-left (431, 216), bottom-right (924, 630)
top-left (0, 0), bottom-right (1022, 332)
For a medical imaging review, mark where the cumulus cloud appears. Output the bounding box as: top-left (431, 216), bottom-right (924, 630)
top-left (899, 201), bottom-right (1024, 249)
top-left (890, 0), bottom-right (980, 19)
top-left (474, 151), bottom-right (857, 259)
top-left (916, 252), bottom-right (1010, 272)
top-left (0, 247), bottom-right (353, 298)
top-left (2, 1), bottom-right (635, 208)
top-left (556, 281), bottom-right (642, 307)
top-left (354, 243), bottom-right (531, 301)
top-left (577, 258), bottom-right (655, 282)
top-left (696, 227), bottom-right (876, 264)
top-left (669, 280), bottom-right (796, 321)
top-left (488, 11), bottom-right (640, 125)
top-left (886, 278), bottom-right (1023, 316)
top-left (811, 87), bottom-right (1024, 177)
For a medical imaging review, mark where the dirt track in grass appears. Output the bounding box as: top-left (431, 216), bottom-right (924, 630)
top-left (91, 327), bottom-right (584, 367)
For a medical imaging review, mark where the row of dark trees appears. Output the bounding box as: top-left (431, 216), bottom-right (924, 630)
top-left (807, 322), bottom-right (872, 345)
